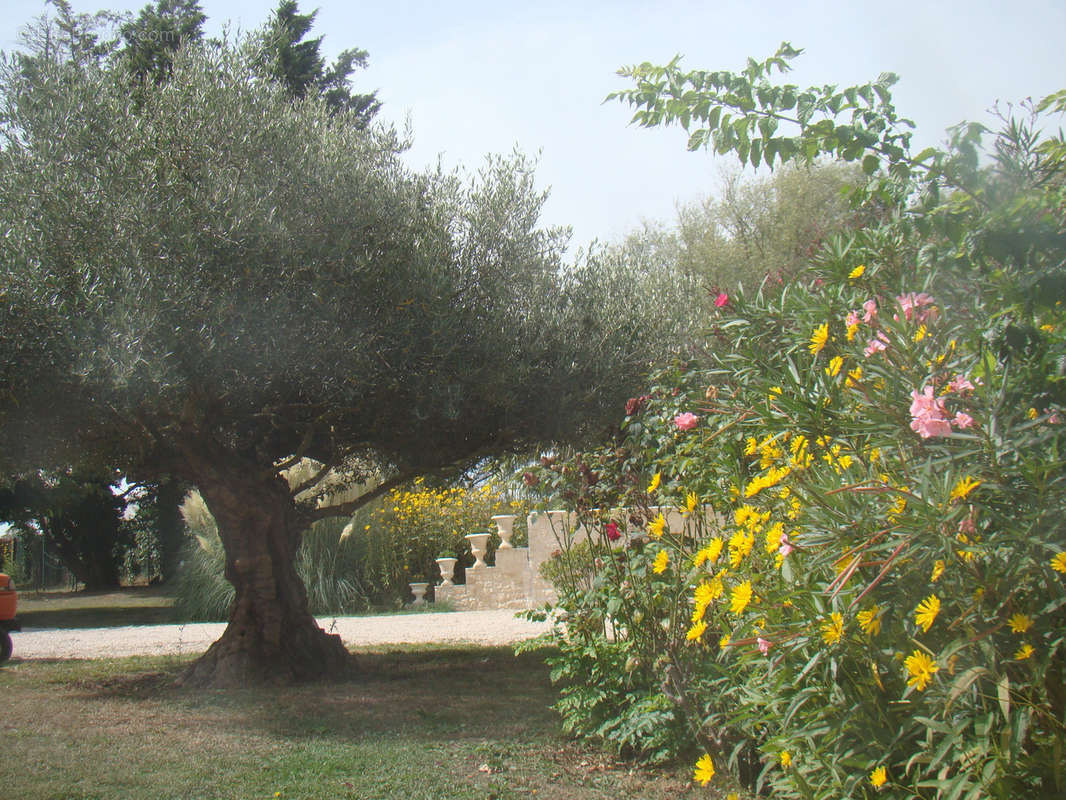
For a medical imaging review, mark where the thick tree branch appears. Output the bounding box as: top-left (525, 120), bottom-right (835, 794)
top-left (269, 424), bottom-right (319, 479)
top-left (290, 450), bottom-right (349, 498)
top-left (306, 470), bottom-right (415, 521)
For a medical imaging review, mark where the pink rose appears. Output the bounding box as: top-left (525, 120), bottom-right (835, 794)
top-left (674, 412), bottom-right (699, 431)
top-left (953, 411), bottom-right (975, 429)
top-left (779, 534), bottom-right (794, 557)
top-left (757, 637), bottom-right (772, 655)
top-left (714, 292), bottom-right (729, 308)
top-left (605, 521), bottom-right (622, 542)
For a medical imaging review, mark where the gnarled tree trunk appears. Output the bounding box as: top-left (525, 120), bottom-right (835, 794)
top-left (180, 452), bottom-right (353, 688)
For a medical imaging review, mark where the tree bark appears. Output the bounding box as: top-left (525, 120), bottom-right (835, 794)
top-left (179, 451), bottom-right (353, 688)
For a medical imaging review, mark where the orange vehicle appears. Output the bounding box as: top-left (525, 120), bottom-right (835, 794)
top-left (0, 573), bottom-right (19, 663)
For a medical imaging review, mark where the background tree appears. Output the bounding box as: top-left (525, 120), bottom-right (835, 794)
top-left (0, 37), bottom-right (697, 686)
top-left (0, 469), bottom-right (132, 591)
top-left (118, 0), bottom-right (205, 84)
top-left (256, 0), bottom-right (380, 124)
top-left (602, 161), bottom-right (863, 293)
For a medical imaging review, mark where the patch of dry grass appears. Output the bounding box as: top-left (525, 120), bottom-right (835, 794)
top-left (0, 647), bottom-right (725, 800)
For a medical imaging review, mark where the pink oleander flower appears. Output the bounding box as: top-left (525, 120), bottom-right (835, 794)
top-left (845, 310), bottom-right (860, 328)
top-left (714, 292), bottom-right (729, 308)
top-left (779, 533), bottom-right (794, 557)
top-left (948, 375), bottom-right (975, 394)
top-left (910, 385), bottom-right (953, 438)
top-left (896, 292), bottom-right (937, 323)
top-left (757, 637), bottom-right (772, 655)
top-left (674, 412), bottom-right (700, 431)
top-left (862, 298), bottom-right (878, 323)
top-left (953, 411), bottom-right (975, 429)
top-left (605, 521), bottom-right (622, 542)
top-left (864, 332), bottom-right (890, 357)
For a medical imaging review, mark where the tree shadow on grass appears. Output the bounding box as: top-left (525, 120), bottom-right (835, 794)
top-left (66, 646), bottom-right (561, 744)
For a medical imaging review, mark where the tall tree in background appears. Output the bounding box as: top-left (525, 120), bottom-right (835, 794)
top-left (0, 36), bottom-right (697, 686)
top-left (603, 162), bottom-right (864, 294)
top-left (118, 0), bottom-right (205, 84)
top-left (257, 0), bottom-right (380, 124)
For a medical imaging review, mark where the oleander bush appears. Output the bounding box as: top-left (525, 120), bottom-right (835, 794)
top-left (524, 48), bottom-right (1066, 798)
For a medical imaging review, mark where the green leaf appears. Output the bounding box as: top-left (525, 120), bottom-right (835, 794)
top-left (997, 673), bottom-right (1010, 722)
top-left (862, 154), bottom-right (880, 175)
top-left (945, 666), bottom-right (989, 711)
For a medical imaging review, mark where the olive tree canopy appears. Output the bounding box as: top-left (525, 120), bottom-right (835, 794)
top-left (0, 38), bottom-right (697, 685)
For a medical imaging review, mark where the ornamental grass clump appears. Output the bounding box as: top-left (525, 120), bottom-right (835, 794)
top-left (524, 49), bottom-right (1066, 799)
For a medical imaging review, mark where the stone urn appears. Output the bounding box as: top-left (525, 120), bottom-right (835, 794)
top-left (409, 582), bottom-right (429, 605)
top-left (491, 515), bottom-right (516, 549)
top-left (436, 557), bottom-right (458, 586)
top-left (465, 532), bottom-right (492, 569)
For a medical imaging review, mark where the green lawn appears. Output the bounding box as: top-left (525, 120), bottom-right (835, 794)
top-left (0, 647), bottom-right (717, 800)
top-left (16, 585), bottom-right (179, 629)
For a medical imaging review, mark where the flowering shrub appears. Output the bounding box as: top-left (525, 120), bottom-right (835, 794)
top-left (528, 53), bottom-right (1066, 798)
top-left (354, 478), bottom-right (525, 602)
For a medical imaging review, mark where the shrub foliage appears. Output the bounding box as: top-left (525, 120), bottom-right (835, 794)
top-left (525, 47), bottom-right (1066, 798)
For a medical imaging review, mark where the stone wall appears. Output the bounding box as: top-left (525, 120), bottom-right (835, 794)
top-left (428, 507), bottom-right (717, 611)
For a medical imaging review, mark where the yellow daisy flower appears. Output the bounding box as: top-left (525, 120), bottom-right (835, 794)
top-left (1015, 643), bottom-right (1035, 660)
top-left (652, 550), bottom-right (669, 574)
top-left (931, 559), bottom-right (945, 582)
top-left (693, 537), bottom-right (723, 566)
top-left (684, 491), bottom-right (699, 513)
top-left (686, 620), bottom-right (707, 642)
top-left (870, 766), bottom-right (887, 788)
top-left (849, 264), bottom-right (866, 280)
top-left (949, 476), bottom-right (981, 501)
top-left (809, 323), bottom-right (829, 355)
top-left (779, 751), bottom-right (792, 768)
top-left (647, 472), bottom-right (661, 493)
top-left (904, 650), bottom-right (939, 691)
top-left (729, 580), bottom-right (753, 615)
top-left (1051, 551), bottom-right (1066, 573)
top-left (857, 605), bottom-right (881, 636)
top-left (821, 612), bottom-right (844, 645)
top-left (647, 512), bottom-right (666, 539)
top-left (1007, 613), bottom-right (1033, 634)
top-left (693, 754), bottom-right (715, 785)
top-left (914, 594), bottom-right (940, 633)
top-left (825, 355), bottom-right (843, 378)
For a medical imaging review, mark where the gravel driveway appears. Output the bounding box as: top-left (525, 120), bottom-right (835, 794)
top-left (12, 609), bottom-right (553, 660)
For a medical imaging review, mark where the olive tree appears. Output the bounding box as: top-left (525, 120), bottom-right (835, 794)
top-left (0, 40), bottom-right (697, 686)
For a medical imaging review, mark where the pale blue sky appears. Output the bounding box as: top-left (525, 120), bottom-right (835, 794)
top-left (3, 0), bottom-right (1064, 249)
